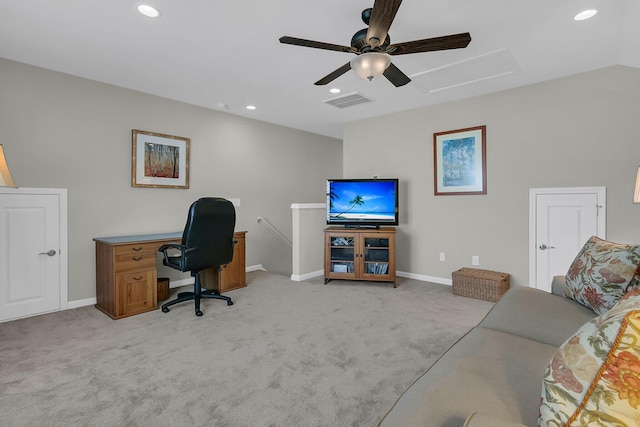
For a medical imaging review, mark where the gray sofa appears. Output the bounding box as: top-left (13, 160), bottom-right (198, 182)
top-left (377, 277), bottom-right (596, 427)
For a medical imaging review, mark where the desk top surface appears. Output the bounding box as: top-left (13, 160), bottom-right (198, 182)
top-left (94, 230), bottom-right (246, 245)
top-left (93, 232), bottom-right (182, 245)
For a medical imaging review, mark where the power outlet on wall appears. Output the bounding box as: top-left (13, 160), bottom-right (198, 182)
top-left (472, 255), bottom-right (479, 266)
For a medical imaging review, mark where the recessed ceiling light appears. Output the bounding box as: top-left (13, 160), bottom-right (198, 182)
top-left (574, 9), bottom-right (597, 21)
top-left (329, 88), bottom-right (341, 94)
top-left (137, 4), bottom-right (161, 18)
top-left (246, 105), bottom-right (256, 110)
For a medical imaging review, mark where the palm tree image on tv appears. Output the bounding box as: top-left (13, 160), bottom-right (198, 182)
top-left (328, 189), bottom-right (339, 209)
top-left (333, 195), bottom-right (365, 218)
top-left (328, 180), bottom-right (396, 222)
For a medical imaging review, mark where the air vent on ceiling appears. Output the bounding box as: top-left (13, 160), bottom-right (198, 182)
top-left (323, 92), bottom-right (372, 109)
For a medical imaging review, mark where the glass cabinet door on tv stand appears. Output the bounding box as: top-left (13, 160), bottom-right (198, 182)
top-left (324, 226), bottom-right (396, 287)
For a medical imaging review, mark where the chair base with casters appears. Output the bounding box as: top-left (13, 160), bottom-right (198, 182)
top-left (160, 269), bottom-right (233, 317)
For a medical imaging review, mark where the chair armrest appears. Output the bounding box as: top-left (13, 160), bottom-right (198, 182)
top-left (463, 412), bottom-right (529, 427)
top-left (551, 275), bottom-right (568, 297)
top-left (158, 243), bottom-right (184, 253)
top-left (158, 243), bottom-right (184, 267)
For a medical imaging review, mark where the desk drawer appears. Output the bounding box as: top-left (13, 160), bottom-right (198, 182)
top-left (115, 242), bottom-right (157, 256)
top-left (115, 252), bottom-right (156, 272)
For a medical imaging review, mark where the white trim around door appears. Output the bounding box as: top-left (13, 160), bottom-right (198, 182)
top-left (528, 186), bottom-right (605, 290)
top-left (0, 187), bottom-right (68, 320)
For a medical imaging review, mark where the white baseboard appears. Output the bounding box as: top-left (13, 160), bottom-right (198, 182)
top-left (66, 297), bottom-right (96, 309)
top-left (397, 271), bottom-right (452, 286)
top-left (291, 269), bottom-right (323, 281)
top-left (62, 269), bottom-right (449, 312)
top-left (168, 264), bottom-right (266, 288)
top-left (169, 278), bottom-right (193, 288)
top-left (288, 269), bottom-right (451, 285)
top-left (22, 264), bottom-right (271, 321)
top-left (246, 264), bottom-right (267, 272)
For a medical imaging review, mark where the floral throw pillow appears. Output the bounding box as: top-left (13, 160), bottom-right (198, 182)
top-left (539, 290), bottom-right (640, 426)
top-left (564, 236), bottom-right (640, 314)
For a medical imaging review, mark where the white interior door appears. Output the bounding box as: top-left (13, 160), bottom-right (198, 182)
top-left (529, 187), bottom-right (605, 292)
top-left (0, 188), bottom-right (67, 322)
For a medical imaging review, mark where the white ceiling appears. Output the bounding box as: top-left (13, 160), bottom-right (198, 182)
top-left (0, 0), bottom-right (638, 139)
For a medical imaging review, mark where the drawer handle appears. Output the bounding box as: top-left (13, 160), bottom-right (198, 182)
top-left (133, 275), bottom-right (143, 281)
top-left (132, 247), bottom-right (143, 252)
top-left (132, 256), bottom-right (143, 261)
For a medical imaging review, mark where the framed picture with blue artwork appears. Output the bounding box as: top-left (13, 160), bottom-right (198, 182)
top-left (433, 125), bottom-right (486, 195)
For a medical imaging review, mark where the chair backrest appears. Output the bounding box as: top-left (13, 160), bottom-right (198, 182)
top-left (180, 197), bottom-right (236, 272)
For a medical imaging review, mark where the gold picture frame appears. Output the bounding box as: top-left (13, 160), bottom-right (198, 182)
top-left (132, 130), bottom-right (190, 189)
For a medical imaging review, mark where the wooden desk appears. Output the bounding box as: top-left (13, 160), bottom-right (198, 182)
top-left (94, 231), bottom-right (246, 320)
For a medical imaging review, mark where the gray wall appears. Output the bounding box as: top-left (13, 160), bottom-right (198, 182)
top-left (4, 57), bottom-right (639, 299)
top-left (0, 58), bottom-right (342, 301)
top-left (291, 204), bottom-right (325, 279)
top-left (344, 65), bottom-right (640, 286)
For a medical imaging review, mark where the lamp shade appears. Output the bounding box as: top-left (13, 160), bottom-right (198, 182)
top-left (350, 52), bottom-right (391, 82)
top-left (0, 144), bottom-right (17, 187)
top-left (634, 166), bottom-right (640, 203)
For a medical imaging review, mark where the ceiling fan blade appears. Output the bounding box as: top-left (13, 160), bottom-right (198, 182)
top-left (315, 62), bottom-right (352, 85)
top-left (383, 63), bottom-right (411, 87)
top-left (279, 36), bottom-right (355, 53)
top-left (366, 0), bottom-right (402, 48)
top-left (387, 32), bottom-right (471, 55)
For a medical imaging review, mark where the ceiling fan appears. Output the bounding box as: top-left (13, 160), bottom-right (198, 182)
top-left (279, 0), bottom-right (471, 87)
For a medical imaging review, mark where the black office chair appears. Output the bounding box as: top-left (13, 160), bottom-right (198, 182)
top-left (158, 197), bottom-right (236, 316)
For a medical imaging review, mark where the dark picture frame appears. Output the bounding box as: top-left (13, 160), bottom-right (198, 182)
top-left (132, 130), bottom-right (190, 189)
top-left (433, 125), bottom-right (486, 195)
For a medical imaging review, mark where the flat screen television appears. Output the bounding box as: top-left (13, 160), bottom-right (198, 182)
top-left (326, 178), bottom-right (399, 228)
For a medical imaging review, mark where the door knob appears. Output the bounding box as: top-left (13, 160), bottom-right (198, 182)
top-left (539, 244), bottom-right (555, 250)
top-left (39, 249), bottom-right (57, 256)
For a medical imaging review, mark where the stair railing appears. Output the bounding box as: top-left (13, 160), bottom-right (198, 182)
top-left (257, 216), bottom-right (292, 248)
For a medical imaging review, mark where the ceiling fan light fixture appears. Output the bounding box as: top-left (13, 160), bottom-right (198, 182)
top-left (137, 4), bottom-right (161, 18)
top-left (350, 52), bottom-right (391, 82)
top-left (574, 9), bottom-right (597, 21)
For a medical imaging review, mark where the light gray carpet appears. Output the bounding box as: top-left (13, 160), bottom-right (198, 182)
top-left (0, 271), bottom-right (494, 427)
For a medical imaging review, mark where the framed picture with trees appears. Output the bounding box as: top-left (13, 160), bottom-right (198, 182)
top-left (131, 129), bottom-right (190, 189)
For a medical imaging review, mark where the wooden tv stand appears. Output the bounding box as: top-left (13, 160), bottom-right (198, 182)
top-left (324, 226), bottom-right (396, 287)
